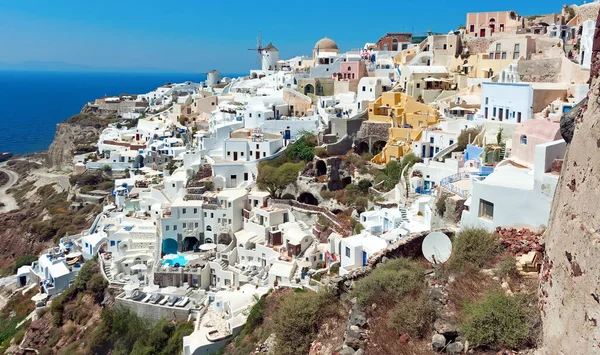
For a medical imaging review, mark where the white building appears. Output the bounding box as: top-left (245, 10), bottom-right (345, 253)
top-left (339, 232), bottom-right (388, 275)
top-left (579, 19), bottom-right (595, 70)
top-left (461, 139), bottom-right (566, 231)
top-left (480, 82), bottom-right (533, 123)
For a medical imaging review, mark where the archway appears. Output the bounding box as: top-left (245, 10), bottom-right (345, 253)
top-left (372, 140), bottom-right (387, 155)
top-left (162, 238), bottom-right (178, 255)
top-left (342, 176), bottom-right (352, 188)
top-left (183, 237), bottom-right (198, 252)
top-left (356, 141), bottom-right (369, 155)
top-left (298, 192), bottom-right (318, 206)
top-left (304, 84), bottom-right (315, 95)
top-left (316, 160), bottom-right (327, 176)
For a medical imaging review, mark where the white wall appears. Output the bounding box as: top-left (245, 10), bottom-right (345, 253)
top-left (481, 82), bottom-right (533, 123)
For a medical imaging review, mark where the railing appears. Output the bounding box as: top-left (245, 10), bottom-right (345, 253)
top-left (440, 172), bottom-right (471, 199)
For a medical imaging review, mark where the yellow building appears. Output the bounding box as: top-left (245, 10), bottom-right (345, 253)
top-left (367, 92), bottom-right (439, 164)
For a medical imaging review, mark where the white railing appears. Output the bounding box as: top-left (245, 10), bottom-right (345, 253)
top-left (440, 172), bottom-right (471, 199)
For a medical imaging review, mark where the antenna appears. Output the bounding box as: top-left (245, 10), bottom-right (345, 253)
top-left (248, 31), bottom-right (263, 68)
top-left (422, 232), bottom-right (452, 265)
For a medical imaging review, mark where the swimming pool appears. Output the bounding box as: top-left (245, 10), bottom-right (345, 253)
top-left (162, 254), bottom-right (188, 267)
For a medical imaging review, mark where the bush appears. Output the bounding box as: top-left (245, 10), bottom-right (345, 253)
top-left (13, 255), bottom-right (38, 274)
top-left (319, 189), bottom-right (334, 200)
top-left (461, 292), bottom-right (536, 349)
top-left (314, 147), bottom-right (329, 158)
top-left (281, 193), bottom-right (295, 200)
top-left (240, 294), bottom-right (268, 339)
top-left (448, 228), bottom-right (500, 271)
top-left (457, 128), bottom-right (482, 151)
top-left (354, 197), bottom-right (368, 212)
top-left (436, 193), bottom-right (448, 216)
top-left (387, 291), bottom-right (435, 338)
top-left (497, 257), bottom-right (520, 279)
top-left (354, 223), bottom-right (365, 234)
top-left (101, 165), bottom-right (112, 173)
top-left (273, 290), bottom-right (334, 355)
top-left (357, 179), bottom-right (372, 193)
top-left (351, 259), bottom-right (424, 306)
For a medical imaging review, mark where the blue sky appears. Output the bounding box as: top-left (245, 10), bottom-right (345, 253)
top-left (0, 0), bottom-right (573, 73)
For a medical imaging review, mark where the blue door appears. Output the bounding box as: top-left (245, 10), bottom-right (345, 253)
top-left (429, 146), bottom-right (434, 157)
top-left (363, 251), bottom-right (368, 266)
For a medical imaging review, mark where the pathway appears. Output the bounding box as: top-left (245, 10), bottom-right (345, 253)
top-left (0, 165), bottom-right (19, 213)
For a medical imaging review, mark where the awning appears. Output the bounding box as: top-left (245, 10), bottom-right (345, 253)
top-left (424, 77), bottom-right (441, 82)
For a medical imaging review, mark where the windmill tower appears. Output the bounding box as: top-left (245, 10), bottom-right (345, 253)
top-left (248, 32), bottom-right (279, 72)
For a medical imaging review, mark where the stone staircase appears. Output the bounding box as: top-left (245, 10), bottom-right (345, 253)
top-left (218, 260), bottom-right (229, 271)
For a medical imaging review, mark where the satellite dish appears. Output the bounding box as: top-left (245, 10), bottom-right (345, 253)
top-left (422, 232), bottom-right (452, 265)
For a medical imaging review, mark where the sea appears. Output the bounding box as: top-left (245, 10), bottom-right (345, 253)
top-left (0, 71), bottom-right (242, 155)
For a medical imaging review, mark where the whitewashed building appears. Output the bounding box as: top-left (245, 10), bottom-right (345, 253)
top-left (480, 82), bottom-right (533, 123)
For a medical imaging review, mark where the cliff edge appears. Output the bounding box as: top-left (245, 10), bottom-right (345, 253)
top-left (45, 106), bottom-right (115, 171)
top-left (540, 13), bottom-right (600, 354)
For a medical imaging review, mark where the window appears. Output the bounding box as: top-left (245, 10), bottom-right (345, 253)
top-left (517, 112), bottom-right (522, 123)
top-left (193, 208), bottom-right (197, 214)
top-left (110, 241), bottom-right (115, 246)
top-left (258, 113), bottom-right (261, 118)
top-left (182, 208), bottom-right (186, 214)
top-left (485, 97), bottom-right (489, 105)
top-left (479, 199), bottom-right (494, 219)
top-left (345, 247), bottom-right (350, 257)
top-left (520, 135), bottom-right (527, 145)
top-left (195, 223), bottom-right (198, 228)
top-left (211, 213), bottom-right (214, 218)
top-left (183, 223), bottom-right (186, 228)
top-left (228, 202), bottom-right (232, 207)
top-left (207, 226), bottom-right (212, 231)
top-left (430, 137), bottom-right (434, 144)
top-left (166, 225), bottom-right (170, 231)
top-left (256, 144), bottom-right (259, 149)
top-left (174, 225), bottom-right (178, 231)
top-left (240, 152), bottom-right (244, 156)
top-left (493, 107), bottom-right (497, 117)
top-left (469, 25), bottom-right (475, 32)
top-left (416, 83), bottom-right (421, 89)
top-left (496, 43), bottom-right (501, 52)
top-left (513, 43), bottom-right (520, 59)
top-left (244, 172), bottom-right (248, 181)
top-left (362, 86), bottom-right (366, 92)
top-left (227, 151), bottom-right (231, 156)
top-left (443, 44), bottom-right (447, 50)
top-left (501, 52), bottom-right (507, 59)
top-left (449, 139), bottom-right (454, 145)
top-left (204, 212), bottom-right (207, 217)
top-left (249, 113), bottom-right (252, 117)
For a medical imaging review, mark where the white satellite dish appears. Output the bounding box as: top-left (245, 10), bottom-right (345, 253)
top-left (422, 232), bottom-right (452, 265)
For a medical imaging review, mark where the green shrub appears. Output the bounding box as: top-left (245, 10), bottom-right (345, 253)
top-left (351, 259), bottom-right (424, 306)
top-left (355, 197), bottom-right (368, 212)
top-left (457, 128), bottom-right (482, 150)
top-left (357, 179), bottom-right (372, 193)
top-left (240, 294), bottom-right (268, 339)
top-left (354, 223), bottom-right (365, 234)
top-left (387, 291), bottom-right (435, 338)
top-left (448, 228), bottom-right (500, 270)
top-left (436, 193), bottom-right (448, 216)
top-left (497, 257), bottom-right (520, 279)
top-left (461, 292), bottom-right (536, 349)
top-left (273, 290), bottom-right (334, 355)
top-left (12, 255), bottom-right (38, 274)
top-left (281, 193), bottom-right (296, 200)
top-left (314, 147), bottom-right (329, 158)
top-left (319, 189), bottom-right (334, 200)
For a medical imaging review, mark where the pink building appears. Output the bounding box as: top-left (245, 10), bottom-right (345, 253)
top-left (338, 61), bottom-right (366, 81)
top-left (510, 119), bottom-right (561, 165)
top-left (466, 11), bottom-right (522, 38)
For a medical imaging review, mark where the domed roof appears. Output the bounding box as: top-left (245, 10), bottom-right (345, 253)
top-left (314, 37), bottom-right (339, 51)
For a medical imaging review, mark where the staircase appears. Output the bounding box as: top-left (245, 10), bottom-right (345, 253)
top-left (500, 144), bottom-right (507, 160)
top-left (219, 260), bottom-right (229, 271)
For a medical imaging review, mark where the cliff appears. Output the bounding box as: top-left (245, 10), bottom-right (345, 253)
top-left (45, 106), bottom-right (116, 171)
top-left (539, 13), bottom-right (600, 354)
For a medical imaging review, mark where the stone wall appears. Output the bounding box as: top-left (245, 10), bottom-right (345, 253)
top-left (115, 296), bottom-right (190, 322)
top-left (466, 38), bottom-right (493, 54)
top-left (540, 13), bottom-right (600, 354)
top-left (518, 58), bottom-right (562, 82)
top-left (329, 229), bottom-right (455, 295)
top-left (270, 199), bottom-right (352, 236)
top-left (357, 121), bottom-right (390, 146)
top-left (326, 135), bottom-right (354, 157)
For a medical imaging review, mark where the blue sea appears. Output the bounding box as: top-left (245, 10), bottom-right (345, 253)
top-left (0, 71), bottom-right (242, 154)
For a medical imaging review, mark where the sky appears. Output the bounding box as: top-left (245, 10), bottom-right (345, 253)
top-left (0, 0), bottom-right (574, 73)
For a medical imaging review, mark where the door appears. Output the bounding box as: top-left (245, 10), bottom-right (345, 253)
top-left (429, 146), bottom-right (434, 157)
top-left (362, 251), bottom-right (368, 266)
top-left (255, 151), bottom-right (260, 160)
top-left (421, 145), bottom-right (426, 157)
top-left (233, 152), bottom-right (238, 161)
top-left (498, 108), bottom-right (503, 121)
top-left (480, 28), bottom-right (486, 37)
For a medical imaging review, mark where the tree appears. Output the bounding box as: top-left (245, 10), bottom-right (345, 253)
top-left (257, 162), bottom-right (301, 198)
top-left (457, 128), bottom-right (482, 150)
top-left (496, 127), bottom-right (504, 145)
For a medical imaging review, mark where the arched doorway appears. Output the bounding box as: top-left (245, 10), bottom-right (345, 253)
top-left (298, 192), bottom-right (318, 205)
top-left (183, 237), bottom-right (198, 252)
top-left (355, 141), bottom-right (369, 155)
top-left (162, 238), bottom-right (178, 255)
top-left (304, 84), bottom-right (315, 95)
top-left (342, 176), bottom-right (352, 188)
top-left (372, 141), bottom-right (387, 155)
top-left (316, 160), bottom-right (327, 176)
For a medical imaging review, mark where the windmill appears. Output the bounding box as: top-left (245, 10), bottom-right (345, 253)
top-left (248, 32), bottom-right (264, 68)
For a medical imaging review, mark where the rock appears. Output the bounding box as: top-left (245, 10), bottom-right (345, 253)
top-left (432, 333), bottom-right (446, 352)
top-left (434, 310), bottom-right (459, 337)
top-left (340, 347), bottom-right (356, 355)
top-left (351, 209), bottom-right (359, 219)
top-left (371, 303), bottom-right (377, 310)
top-left (350, 297), bottom-right (358, 305)
top-left (350, 325), bottom-right (360, 332)
top-left (349, 309), bottom-right (367, 328)
top-left (446, 341), bottom-right (464, 355)
top-left (399, 334), bottom-right (409, 344)
top-left (381, 256), bottom-right (389, 264)
top-left (354, 349), bottom-right (364, 355)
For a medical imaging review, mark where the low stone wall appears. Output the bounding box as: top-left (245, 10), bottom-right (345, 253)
top-left (329, 229), bottom-right (455, 296)
top-left (325, 135), bottom-right (354, 156)
top-left (270, 199), bottom-right (352, 236)
top-left (115, 296), bottom-right (191, 322)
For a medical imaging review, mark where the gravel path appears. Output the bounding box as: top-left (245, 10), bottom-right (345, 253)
top-left (0, 166), bottom-right (19, 213)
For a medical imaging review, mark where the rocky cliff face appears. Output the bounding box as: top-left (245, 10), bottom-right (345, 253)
top-left (46, 106), bottom-right (115, 171)
top-left (540, 14), bottom-right (600, 354)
